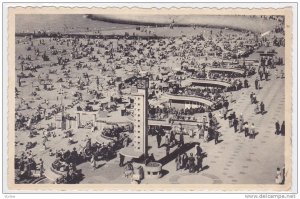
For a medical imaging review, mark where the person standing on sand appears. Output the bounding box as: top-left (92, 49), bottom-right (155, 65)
top-left (239, 119), bottom-right (243, 133)
top-left (228, 113), bottom-right (233, 128)
top-left (239, 113), bottom-right (244, 132)
top-left (214, 131), bottom-right (219, 144)
top-left (181, 153), bottom-right (188, 170)
top-left (178, 131), bottom-right (184, 147)
top-left (260, 101), bottom-right (265, 115)
top-left (196, 154), bottom-right (203, 173)
top-left (264, 69), bottom-right (269, 81)
top-left (91, 154), bottom-right (97, 170)
top-left (165, 144), bottom-right (170, 156)
top-left (275, 121), bottom-right (280, 135)
top-left (175, 154), bottom-right (181, 171)
top-left (199, 125), bottom-right (205, 139)
top-left (281, 121), bottom-right (285, 136)
top-left (223, 107), bottom-right (227, 120)
top-left (204, 128), bottom-right (209, 142)
top-left (156, 130), bottom-right (162, 148)
top-left (244, 79), bottom-right (248, 88)
top-left (165, 134), bottom-right (170, 148)
top-left (119, 153), bottom-right (125, 167)
top-left (233, 117), bottom-right (238, 133)
top-left (244, 122), bottom-right (249, 137)
top-left (18, 77), bottom-right (22, 87)
top-left (42, 136), bottom-right (47, 150)
top-left (255, 78), bottom-right (259, 90)
top-left (250, 123), bottom-right (256, 139)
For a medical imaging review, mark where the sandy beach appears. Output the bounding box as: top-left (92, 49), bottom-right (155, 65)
top-left (13, 14), bottom-right (286, 185)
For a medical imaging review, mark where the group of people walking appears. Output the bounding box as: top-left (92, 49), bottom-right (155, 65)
top-left (175, 144), bottom-right (204, 173)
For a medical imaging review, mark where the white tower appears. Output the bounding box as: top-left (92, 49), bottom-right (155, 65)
top-left (133, 78), bottom-right (149, 158)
